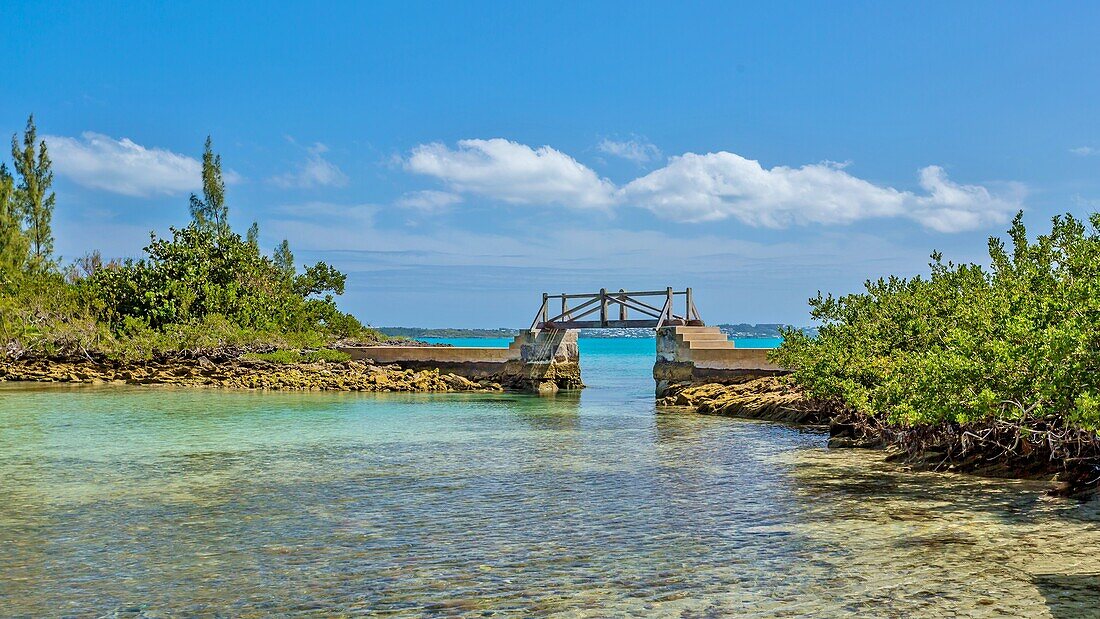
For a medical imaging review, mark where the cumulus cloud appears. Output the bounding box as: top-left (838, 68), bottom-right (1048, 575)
top-left (622, 153), bottom-right (1022, 231)
top-left (597, 137), bottom-right (662, 164)
top-left (395, 190), bottom-right (462, 212)
top-left (1069, 146), bottom-right (1096, 156)
top-left (45, 132), bottom-right (211, 197)
top-left (405, 138), bottom-right (617, 208)
top-left (905, 166), bottom-right (1024, 232)
top-left (404, 139), bottom-right (1023, 232)
top-left (270, 142), bottom-right (349, 189)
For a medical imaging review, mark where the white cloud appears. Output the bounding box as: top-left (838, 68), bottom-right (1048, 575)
top-left (598, 137), bottom-right (662, 164)
top-left (270, 142), bottom-right (349, 189)
top-left (395, 190), bottom-right (462, 212)
top-left (1069, 146), bottom-right (1096, 156)
top-left (621, 152), bottom-right (1021, 232)
top-left (906, 166), bottom-right (1023, 233)
top-left (45, 132), bottom-right (208, 197)
top-left (405, 138), bottom-right (617, 208)
top-left (403, 138), bottom-right (1022, 233)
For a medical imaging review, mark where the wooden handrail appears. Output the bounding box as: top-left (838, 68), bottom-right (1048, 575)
top-left (533, 287), bottom-right (703, 331)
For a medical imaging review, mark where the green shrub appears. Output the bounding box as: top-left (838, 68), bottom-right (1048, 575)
top-left (303, 348), bottom-right (351, 363)
top-left (0, 271), bottom-right (110, 357)
top-left (772, 212), bottom-right (1100, 431)
top-left (244, 350), bottom-right (301, 364)
top-left (243, 348), bottom-right (351, 364)
top-left (86, 224), bottom-right (349, 333)
top-left (0, 128), bottom-right (377, 361)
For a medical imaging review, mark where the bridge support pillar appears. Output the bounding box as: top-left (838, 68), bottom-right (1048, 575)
top-left (504, 329), bottom-right (583, 394)
top-left (653, 326), bottom-right (786, 397)
top-left (338, 330), bottom-right (582, 394)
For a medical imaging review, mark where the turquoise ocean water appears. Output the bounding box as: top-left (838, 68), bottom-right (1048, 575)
top-left (2, 337), bottom-right (1099, 616)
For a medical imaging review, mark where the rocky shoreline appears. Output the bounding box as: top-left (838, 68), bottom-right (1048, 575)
top-left (659, 377), bottom-right (1100, 496)
top-left (657, 377), bottom-right (829, 425)
top-left (0, 355), bottom-right (501, 392)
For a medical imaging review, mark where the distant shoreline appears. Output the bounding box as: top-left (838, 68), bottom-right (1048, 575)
top-left (378, 324), bottom-right (809, 340)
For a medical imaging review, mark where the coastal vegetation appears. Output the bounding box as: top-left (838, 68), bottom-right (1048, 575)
top-left (0, 115), bottom-right (382, 363)
top-left (243, 348), bottom-right (352, 364)
top-left (772, 212), bottom-right (1100, 487)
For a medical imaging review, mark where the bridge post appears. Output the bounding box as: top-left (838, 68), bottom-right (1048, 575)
top-left (619, 288), bottom-right (627, 321)
top-left (686, 287), bottom-right (694, 322)
top-left (541, 293), bottom-right (549, 325)
top-left (653, 325), bottom-right (787, 397)
top-left (599, 288), bottom-right (608, 327)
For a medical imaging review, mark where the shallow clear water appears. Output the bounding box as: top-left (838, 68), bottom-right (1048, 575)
top-left (1, 339), bottom-right (1098, 617)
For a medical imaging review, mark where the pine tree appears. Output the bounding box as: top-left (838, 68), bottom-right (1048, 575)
top-left (0, 163), bottom-right (28, 277)
top-left (188, 136), bottom-right (229, 236)
top-left (11, 115), bottom-right (55, 268)
top-left (246, 221), bottom-right (260, 249)
top-left (273, 239), bottom-right (294, 277)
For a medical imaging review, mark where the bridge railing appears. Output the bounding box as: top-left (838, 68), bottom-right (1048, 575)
top-left (530, 287), bottom-right (703, 331)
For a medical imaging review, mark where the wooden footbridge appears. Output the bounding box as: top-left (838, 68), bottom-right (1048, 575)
top-left (341, 286), bottom-right (784, 395)
top-left (530, 287), bottom-right (704, 331)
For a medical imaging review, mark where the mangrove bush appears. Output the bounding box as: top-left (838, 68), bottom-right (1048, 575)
top-left (773, 212), bottom-right (1100, 432)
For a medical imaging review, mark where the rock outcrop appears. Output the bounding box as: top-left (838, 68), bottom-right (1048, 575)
top-left (0, 356), bottom-right (500, 392)
top-left (657, 376), bottom-right (828, 424)
top-left (341, 329), bottom-right (584, 394)
top-left (653, 326), bottom-right (787, 397)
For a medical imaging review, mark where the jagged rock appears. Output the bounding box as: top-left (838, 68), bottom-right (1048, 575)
top-left (657, 376), bottom-right (828, 424)
top-left (0, 356), bottom-right (502, 394)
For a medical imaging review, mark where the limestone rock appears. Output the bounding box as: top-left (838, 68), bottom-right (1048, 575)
top-left (0, 355), bottom-right (502, 394)
top-left (657, 376), bottom-right (828, 425)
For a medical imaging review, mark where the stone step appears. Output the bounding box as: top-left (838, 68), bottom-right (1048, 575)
top-left (672, 326), bottom-right (723, 335)
top-left (676, 332), bottom-right (729, 342)
top-left (682, 340), bottom-right (736, 350)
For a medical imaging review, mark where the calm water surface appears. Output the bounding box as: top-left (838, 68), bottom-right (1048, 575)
top-left (2, 338), bottom-right (1098, 617)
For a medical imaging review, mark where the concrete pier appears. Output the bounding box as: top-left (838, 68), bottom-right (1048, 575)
top-left (653, 326), bottom-right (787, 397)
top-left (339, 330), bottom-right (582, 394)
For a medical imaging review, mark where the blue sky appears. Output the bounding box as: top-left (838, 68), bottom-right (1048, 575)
top-left (3, 1), bottom-right (1099, 327)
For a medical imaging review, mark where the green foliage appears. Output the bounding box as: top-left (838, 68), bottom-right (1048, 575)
top-left (772, 212), bottom-right (1100, 431)
top-left (10, 115), bottom-right (55, 268)
top-left (188, 136), bottom-right (229, 236)
top-left (0, 124), bottom-right (378, 361)
top-left (0, 163), bottom-right (28, 279)
top-left (243, 348), bottom-right (351, 364)
top-left (98, 314), bottom-right (334, 361)
top-left (293, 261), bottom-right (346, 297)
top-left (273, 239), bottom-right (293, 277)
top-left (0, 270), bottom-right (108, 357)
top-left (85, 222), bottom-right (365, 336)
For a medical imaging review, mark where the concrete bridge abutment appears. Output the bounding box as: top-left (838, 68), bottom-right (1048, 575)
top-left (653, 326), bottom-right (787, 397)
top-left (339, 330), bottom-right (582, 394)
